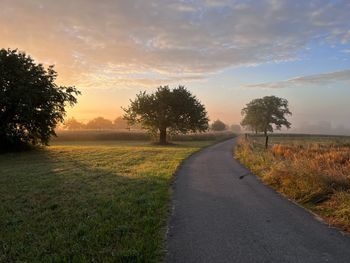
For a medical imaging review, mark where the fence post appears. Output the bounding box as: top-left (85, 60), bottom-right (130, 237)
top-left (265, 135), bottom-right (269, 149)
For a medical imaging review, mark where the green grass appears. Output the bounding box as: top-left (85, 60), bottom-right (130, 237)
top-left (0, 140), bottom-right (216, 262)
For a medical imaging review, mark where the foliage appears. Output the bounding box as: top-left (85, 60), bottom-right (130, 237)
top-left (211, 119), bottom-right (227, 131)
top-left (85, 117), bottom-right (114, 130)
top-left (123, 86), bottom-right (209, 144)
top-left (0, 140), bottom-right (214, 262)
top-left (241, 96), bottom-right (291, 135)
top-left (64, 118), bottom-right (85, 130)
top-left (235, 135), bottom-right (350, 232)
top-left (0, 48), bottom-right (80, 150)
top-left (63, 116), bottom-right (142, 131)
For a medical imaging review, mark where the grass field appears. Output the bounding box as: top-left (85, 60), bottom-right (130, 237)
top-left (235, 134), bottom-right (350, 232)
top-left (54, 130), bottom-right (235, 142)
top-left (246, 133), bottom-right (350, 146)
top-left (0, 139), bottom-right (224, 262)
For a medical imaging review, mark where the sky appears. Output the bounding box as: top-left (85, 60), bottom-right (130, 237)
top-left (1, 0), bottom-right (350, 133)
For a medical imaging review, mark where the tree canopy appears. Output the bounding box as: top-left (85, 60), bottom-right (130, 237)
top-left (0, 48), bottom-right (80, 150)
top-left (211, 119), bottom-right (227, 131)
top-left (123, 85), bottom-right (209, 144)
top-left (241, 96), bottom-right (291, 135)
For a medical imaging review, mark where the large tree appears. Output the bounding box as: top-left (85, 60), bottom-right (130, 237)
top-left (123, 86), bottom-right (209, 144)
top-left (241, 95), bottom-right (291, 137)
top-left (0, 48), bottom-right (80, 150)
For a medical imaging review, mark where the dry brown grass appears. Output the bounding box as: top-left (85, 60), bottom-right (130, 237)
top-left (235, 135), bottom-right (350, 232)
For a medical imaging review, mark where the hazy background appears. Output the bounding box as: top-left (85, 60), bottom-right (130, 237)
top-left (1, 0), bottom-right (350, 134)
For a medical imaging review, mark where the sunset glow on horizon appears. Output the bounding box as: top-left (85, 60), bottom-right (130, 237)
top-left (2, 0), bottom-right (350, 133)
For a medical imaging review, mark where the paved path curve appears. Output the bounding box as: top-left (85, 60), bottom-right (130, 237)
top-left (166, 138), bottom-right (350, 263)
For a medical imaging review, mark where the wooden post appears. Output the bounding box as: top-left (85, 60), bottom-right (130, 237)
top-left (265, 135), bottom-right (269, 149)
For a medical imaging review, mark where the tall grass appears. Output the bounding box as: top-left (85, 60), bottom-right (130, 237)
top-left (235, 135), bottom-right (350, 232)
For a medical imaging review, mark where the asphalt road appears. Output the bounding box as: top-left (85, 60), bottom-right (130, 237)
top-left (166, 138), bottom-right (350, 263)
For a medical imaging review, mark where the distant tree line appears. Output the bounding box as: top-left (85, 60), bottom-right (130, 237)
top-left (63, 116), bottom-right (141, 130)
top-left (210, 119), bottom-right (241, 133)
top-left (63, 116), bottom-right (242, 134)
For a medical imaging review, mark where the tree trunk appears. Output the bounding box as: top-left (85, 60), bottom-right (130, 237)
top-left (159, 128), bottom-right (167, 145)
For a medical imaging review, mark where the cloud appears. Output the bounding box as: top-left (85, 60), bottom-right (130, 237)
top-left (242, 69), bottom-right (350, 89)
top-left (1, 0), bottom-right (350, 88)
top-left (75, 71), bottom-right (206, 89)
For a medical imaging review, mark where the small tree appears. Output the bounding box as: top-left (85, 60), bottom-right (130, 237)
top-left (0, 48), bottom-right (80, 150)
top-left (211, 119), bottom-right (227, 131)
top-left (241, 96), bottom-right (291, 147)
top-left (123, 86), bottom-right (209, 144)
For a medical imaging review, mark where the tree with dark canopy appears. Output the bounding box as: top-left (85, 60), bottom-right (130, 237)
top-left (211, 119), bottom-right (227, 131)
top-left (0, 48), bottom-right (80, 150)
top-left (241, 96), bottom-right (291, 147)
top-left (123, 86), bottom-right (209, 144)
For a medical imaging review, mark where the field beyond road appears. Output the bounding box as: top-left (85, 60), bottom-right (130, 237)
top-left (235, 134), bottom-right (350, 233)
top-left (0, 140), bottom-right (217, 262)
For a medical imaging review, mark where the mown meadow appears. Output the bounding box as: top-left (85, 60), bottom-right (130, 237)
top-left (0, 133), bottom-right (233, 262)
top-left (235, 134), bottom-right (350, 232)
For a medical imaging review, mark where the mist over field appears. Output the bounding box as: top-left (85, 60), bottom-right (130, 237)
top-left (292, 121), bottom-right (350, 136)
